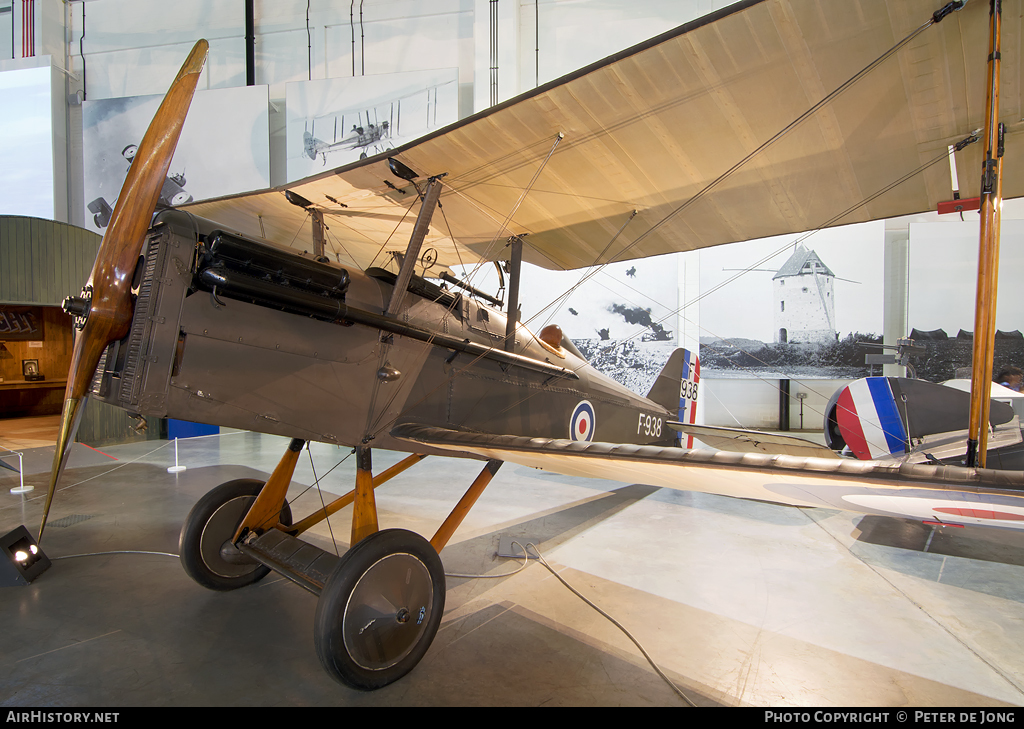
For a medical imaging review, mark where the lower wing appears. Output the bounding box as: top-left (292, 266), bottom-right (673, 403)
top-left (392, 423), bottom-right (1024, 530)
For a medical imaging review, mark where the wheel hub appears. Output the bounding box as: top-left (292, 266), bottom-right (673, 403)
top-left (343, 552), bottom-right (433, 671)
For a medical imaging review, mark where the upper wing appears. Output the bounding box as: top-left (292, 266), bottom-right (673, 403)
top-left (392, 423), bottom-right (1024, 530)
top-left (183, 0), bottom-right (1021, 273)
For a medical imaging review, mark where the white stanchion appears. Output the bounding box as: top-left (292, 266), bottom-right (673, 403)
top-left (167, 438), bottom-right (187, 473)
top-left (7, 451), bottom-right (31, 494)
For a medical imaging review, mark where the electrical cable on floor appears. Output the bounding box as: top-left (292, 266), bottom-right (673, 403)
top-left (51, 540), bottom-right (695, 703)
top-left (524, 541), bottom-right (698, 707)
top-left (454, 540), bottom-right (698, 706)
top-left (443, 539), bottom-right (531, 579)
top-left (53, 550), bottom-right (179, 560)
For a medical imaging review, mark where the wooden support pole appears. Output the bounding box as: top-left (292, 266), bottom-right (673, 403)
top-left (430, 460), bottom-right (503, 553)
top-left (233, 438), bottom-right (305, 541)
top-left (288, 453), bottom-right (426, 535)
top-left (967, 0), bottom-right (1003, 468)
top-left (350, 447), bottom-right (379, 545)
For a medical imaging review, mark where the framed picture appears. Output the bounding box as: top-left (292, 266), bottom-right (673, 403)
top-left (22, 359), bottom-right (39, 377)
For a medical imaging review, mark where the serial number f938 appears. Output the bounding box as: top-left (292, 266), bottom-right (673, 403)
top-left (638, 413), bottom-right (663, 438)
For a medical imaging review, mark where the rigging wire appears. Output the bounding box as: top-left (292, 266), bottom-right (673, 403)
top-left (200, 3), bottom-right (972, 460)
top-left (464, 3), bottom-right (970, 343)
top-left (598, 9), bottom-right (954, 270)
top-left (366, 194), bottom-right (420, 270)
top-left (307, 444), bottom-right (341, 556)
top-left (538, 130), bottom-right (985, 449)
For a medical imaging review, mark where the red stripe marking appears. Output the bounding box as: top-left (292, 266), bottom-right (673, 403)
top-left (79, 443), bottom-right (118, 460)
top-left (836, 387), bottom-right (871, 460)
top-left (933, 507), bottom-right (1024, 521)
top-left (687, 356), bottom-right (700, 448)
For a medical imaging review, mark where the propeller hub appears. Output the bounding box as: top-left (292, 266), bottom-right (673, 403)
top-left (62, 287), bottom-right (92, 330)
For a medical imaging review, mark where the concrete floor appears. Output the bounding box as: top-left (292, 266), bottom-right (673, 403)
top-left (2, 430), bottom-right (1024, 707)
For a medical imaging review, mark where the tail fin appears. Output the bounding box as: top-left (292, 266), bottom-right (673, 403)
top-left (647, 348), bottom-right (700, 447)
top-left (827, 376), bottom-right (1016, 460)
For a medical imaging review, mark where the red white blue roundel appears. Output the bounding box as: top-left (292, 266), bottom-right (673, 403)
top-left (570, 400), bottom-right (596, 442)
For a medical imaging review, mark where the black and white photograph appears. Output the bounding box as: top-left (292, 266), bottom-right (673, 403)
top-left (905, 219), bottom-right (1024, 382)
top-left (285, 69), bottom-right (459, 182)
top-left (450, 253), bottom-right (684, 395)
top-left (696, 221), bottom-right (886, 379)
top-left (82, 85), bottom-right (271, 234)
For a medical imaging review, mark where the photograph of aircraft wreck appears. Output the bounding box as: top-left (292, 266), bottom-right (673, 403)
top-left (2, 0), bottom-right (1024, 709)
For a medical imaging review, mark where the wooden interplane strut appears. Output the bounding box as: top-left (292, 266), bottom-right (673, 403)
top-left (967, 0), bottom-right (1004, 468)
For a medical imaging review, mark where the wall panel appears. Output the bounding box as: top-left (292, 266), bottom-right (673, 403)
top-left (0, 215), bottom-right (142, 445)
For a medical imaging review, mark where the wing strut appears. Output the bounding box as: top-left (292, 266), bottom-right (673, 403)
top-left (503, 235), bottom-right (523, 352)
top-left (386, 175), bottom-right (445, 316)
top-left (966, 0), bottom-right (1004, 468)
top-left (430, 460), bottom-right (503, 553)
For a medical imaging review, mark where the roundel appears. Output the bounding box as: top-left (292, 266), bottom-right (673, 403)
top-left (570, 400), bottom-right (596, 442)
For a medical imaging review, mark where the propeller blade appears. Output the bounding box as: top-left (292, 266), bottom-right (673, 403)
top-left (38, 39), bottom-right (209, 542)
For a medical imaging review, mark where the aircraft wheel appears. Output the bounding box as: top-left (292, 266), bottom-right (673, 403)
top-left (179, 478), bottom-right (291, 591)
top-left (314, 529), bottom-right (445, 690)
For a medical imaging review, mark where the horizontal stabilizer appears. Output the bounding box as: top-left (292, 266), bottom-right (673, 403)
top-left (668, 423), bottom-right (840, 459)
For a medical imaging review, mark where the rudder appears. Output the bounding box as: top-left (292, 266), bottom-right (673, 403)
top-left (646, 348), bottom-right (700, 447)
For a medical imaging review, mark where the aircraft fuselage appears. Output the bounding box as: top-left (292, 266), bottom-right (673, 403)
top-left (88, 210), bottom-right (675, 457)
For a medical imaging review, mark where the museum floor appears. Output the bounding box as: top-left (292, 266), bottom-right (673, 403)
top-left (1, 426), bottom-right (1023, 707)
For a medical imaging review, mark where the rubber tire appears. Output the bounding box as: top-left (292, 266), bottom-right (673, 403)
top-left (179, 478), bottom-right (292, 591)
top-left (314, 529), bottom-right (445, 690)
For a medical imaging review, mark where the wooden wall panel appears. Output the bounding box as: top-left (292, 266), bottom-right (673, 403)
top-left (0, 216), bottom-right (149, 446)
top-left (0, 306), bottom-right (72, 384)
top-left (0, 216), bottom-right (100, 305)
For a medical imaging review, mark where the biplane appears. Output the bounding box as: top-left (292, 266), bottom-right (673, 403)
top-left (87, 143), bottom-right (193, 229)
top-left (303, 120), bottom-right (392, 164)
top-left (299, 78), bottom-right (456, 167)
top-left (30, 0), bottom-right (1024, 690)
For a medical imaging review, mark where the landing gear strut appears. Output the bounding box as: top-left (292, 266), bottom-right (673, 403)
top-left (178, 440), bottom-right (503, 690)
top-left (178, 478), bottom-right (292, 591)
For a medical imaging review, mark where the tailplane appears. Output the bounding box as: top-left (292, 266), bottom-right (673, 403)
top-left (647, 348), bottom-right (700, 447)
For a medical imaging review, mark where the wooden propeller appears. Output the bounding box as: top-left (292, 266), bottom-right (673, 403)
top-left (37, 40), bottom-right (209, 542)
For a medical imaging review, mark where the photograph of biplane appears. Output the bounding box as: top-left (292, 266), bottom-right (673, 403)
top-left (286, 70), bottom-right (459, 181)
top-left (4, 0), bottom-right (1024, 706)
top-left (81, 86), bottom-right (271, 234)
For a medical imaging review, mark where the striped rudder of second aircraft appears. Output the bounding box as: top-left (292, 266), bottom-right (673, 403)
top-left (835, 377), bottom-right (908, 460)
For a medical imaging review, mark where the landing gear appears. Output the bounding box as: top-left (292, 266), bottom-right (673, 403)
top-left (179, 478), bottom-right (292, 591)
top-left (178, 439), bottom-right (501, 690)
top-left (314, 529), bottom-right (445, 690)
